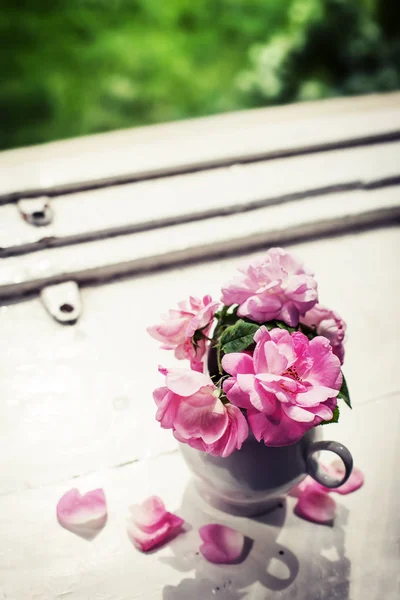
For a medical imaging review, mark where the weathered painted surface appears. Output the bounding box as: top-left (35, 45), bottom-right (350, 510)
top-left (0, 94), bottom-right (399, 599)
top-left (1, 228), bottom-right (399, 599)
top-left (1, 140), bottom-right (399, 254)
top-left (1, 92), bottom-right (399, 200)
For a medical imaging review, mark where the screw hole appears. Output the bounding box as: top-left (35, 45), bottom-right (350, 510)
top-left (60, 303), bottom-right (74, 313)
top-left (279, 550), bottom-right (284, 555)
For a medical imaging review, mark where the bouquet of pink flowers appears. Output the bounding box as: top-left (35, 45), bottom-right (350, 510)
top-left (148, 248), bottom-right (350, 457)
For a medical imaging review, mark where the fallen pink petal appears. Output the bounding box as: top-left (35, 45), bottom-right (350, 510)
top-left (326, 461), bottom-right (365, 495)
top-left (128, 496), bottom-right (185, 552)
top-left (56, 488), bottom-right (107, 531)
top-left (290, 461), bottom-right (365, 498)
top-left (295, 488), bottom-right (336, 524)
top-left (129, 495), bottom-right (169, 533)
top-left (199, 524), bottom-right (245, 564)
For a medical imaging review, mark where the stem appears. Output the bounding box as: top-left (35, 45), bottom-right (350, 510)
top-left (217, 343), bottom-right (223, 375)
top-left (219, 393), bottom-right (229, 405)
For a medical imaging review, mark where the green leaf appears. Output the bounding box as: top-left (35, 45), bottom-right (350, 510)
top-left (320, 405), bottom-right (340, 426)
top-left (220, 319), bottom-right (260, 354)
top-left (337, 374), bottom-right (351, 409)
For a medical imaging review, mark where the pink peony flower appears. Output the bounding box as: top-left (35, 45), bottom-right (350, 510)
top-left (147, 295), bottom-right (219, 372)
top-left (127, 496), bottom-right (184, 552)
top-left (300, 304), bottom-right (346, 364)
top-left (153, 367), bottom-right (248, 457)
top-left (221, 248), bottom-right (318, 327)
top-left (222, 326), bottom-right (342, 446)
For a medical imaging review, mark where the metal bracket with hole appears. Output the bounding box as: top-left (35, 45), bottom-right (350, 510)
top-left (40, 281), bottom-right (81, 324)
top-left (17, 197), bottom-right (53, 226)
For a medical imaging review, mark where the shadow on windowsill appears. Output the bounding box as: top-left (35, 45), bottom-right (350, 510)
top-left (161, 480), bottom-right (350, 600)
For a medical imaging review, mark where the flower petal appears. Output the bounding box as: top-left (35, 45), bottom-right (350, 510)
top-left (204, 404), bottom-right (249, 458)
top-left (325, 461), bottom-right (365, 495)
top-left (308, 337), bottom-right (342, 390)
top-left (186, 300), bottom-right (219, 338)
top-left (153, 387), bottom-right (181, 429)
top-left (301, 304), bottom-right (346, 365)
top-left (56, 488), bottom-right (107, 530)
top-left (164, 368), bottom-right (212, 396)
top-left (174, 392), bottom-right (228, 444)
top-left (237, 373), bottom-right (266, 411)
top-left (129, 496), bottom-right (168, 533)
top-left (253, 325), bottom-right (272, 346)
top-left (239, 294), bottom-right (282, 322)
top-left (290, 462), bottom-right (364, 497)
top-left (199, 524), bottom-right (245, 564)
top-left (223, 377), bottom-right (254, 409)
top-left (147, 319), bottom-right (186, 345)
top-left (335, 468), bottom-right (364, 494)
top-left (295, 488), bottom-right (336, 524)
top-left (127, 497), bottom-right (185, 552)
top-left (248, 407), bottom-right (313, 446)
top-left (279, 302), bottom-right (300, 327)
top-left (281, 403), bottom-right (316, 423)
top-left (296, 385), bottom-right (339, 407)
top-left (222, 352), bottom-right (255, 377)
top-left (127, 516), bottom-right (184, 552)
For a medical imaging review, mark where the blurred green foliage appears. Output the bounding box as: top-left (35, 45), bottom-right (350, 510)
top-left (1, 0), bottom-right (399, 150)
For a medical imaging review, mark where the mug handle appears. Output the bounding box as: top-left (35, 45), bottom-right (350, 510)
top-left (305, 440), bottom-right (353, 488)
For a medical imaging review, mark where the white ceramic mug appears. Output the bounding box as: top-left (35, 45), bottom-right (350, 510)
top-left (180, 428), bottom-right (353, 516)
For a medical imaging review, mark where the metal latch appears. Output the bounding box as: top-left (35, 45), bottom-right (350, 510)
top-left (40, 281), bottom-right (81, 324)
top-left (17, 197), bottom-right (53, 226)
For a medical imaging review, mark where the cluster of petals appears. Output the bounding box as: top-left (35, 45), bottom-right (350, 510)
top-left (300, 304), bottom-right (346, 364)
top-left (55, 466), bottom-right (363, 556)
top-left (222, 326), bottom-right (342, 447)
top-left (127, 496), bottom-right (184, 552)
top-left (127, 496), bottom-right (245, 562)
top-left (221, 247), bottom-right (318, 327)
top-left (153, 367), bottom-right (248, 457)
top-left (293, 461), bottom-right (364, 523)
top-left (147, 295), bottom-right (219, 372)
